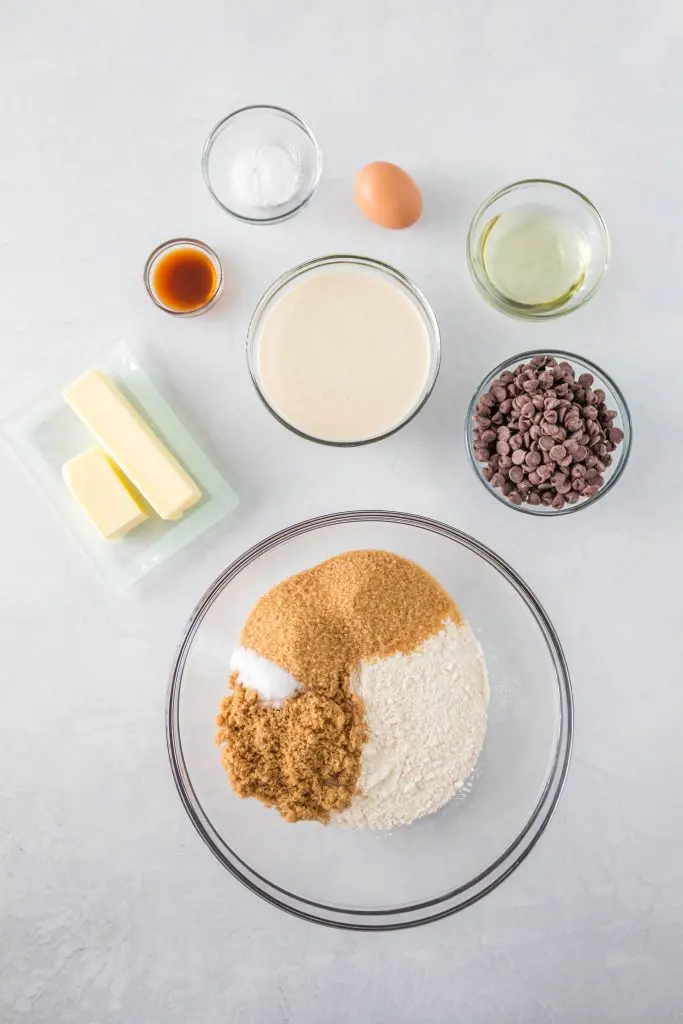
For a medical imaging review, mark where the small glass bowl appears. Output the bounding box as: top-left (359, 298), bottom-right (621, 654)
top-left (246, 255), bottom-right (441, 446)
top-left (202, 105), bottom-right (322, 224)
top-left (466, 350), bottom-right (632, 516)
top-left (144, 238), bottom-right (223, 317)
top-left (467, 179), bottom-right (610, 320)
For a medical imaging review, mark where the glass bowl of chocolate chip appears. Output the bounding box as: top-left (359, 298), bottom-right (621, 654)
top-left (466, 351), bottom-right (632, 515)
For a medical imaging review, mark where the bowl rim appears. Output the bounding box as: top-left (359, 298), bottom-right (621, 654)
top-left (245, 254), bottom-right (442, 447)
top-left (143, 237), bottom-right (224, 317)
top-left (201, 104), bottom-right (322, 225)
top-left (166, 510), bottom-right (574, 930)
top-left (466, 178), bottom-right (610, 320)
top-left (465, 349), bottom-right (633, 516)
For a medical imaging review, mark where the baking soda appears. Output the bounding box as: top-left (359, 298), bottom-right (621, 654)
top-left (229, 646), bottom-right (299, 705)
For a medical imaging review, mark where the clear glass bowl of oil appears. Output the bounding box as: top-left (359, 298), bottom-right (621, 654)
top-left (467, 180), bottom-right (609, 320)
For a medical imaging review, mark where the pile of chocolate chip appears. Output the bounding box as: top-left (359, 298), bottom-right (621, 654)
top-left (472, 354), bottom-right (625, 509)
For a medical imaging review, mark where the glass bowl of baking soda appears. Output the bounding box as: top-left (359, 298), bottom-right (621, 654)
top-left (167, 511), bottom-right (573, 930)
top-left (202, 105), bottom-right (322, 224)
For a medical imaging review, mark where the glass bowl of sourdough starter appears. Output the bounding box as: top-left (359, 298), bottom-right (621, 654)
top-left (166, 511), bottom-right (573, 930)
top-left (467, 179), bottom-right (609, 319)
top-left (246, 255), bottom-right (441, 446)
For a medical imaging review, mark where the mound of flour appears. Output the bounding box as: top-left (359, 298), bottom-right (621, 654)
top-left (334, 618), bottom-right (488, 830)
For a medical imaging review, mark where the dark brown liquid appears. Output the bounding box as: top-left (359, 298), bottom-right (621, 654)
top-left (152, 247), bottom-right (218, 312)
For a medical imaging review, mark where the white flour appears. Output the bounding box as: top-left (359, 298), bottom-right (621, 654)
top-left (334, 618), bottom-right (488, 830)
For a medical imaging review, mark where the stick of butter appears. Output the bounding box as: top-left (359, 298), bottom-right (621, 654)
top-left (64, 447), bottom-right (149, 540)
top-left (63, 371), bottom-right (201, 520)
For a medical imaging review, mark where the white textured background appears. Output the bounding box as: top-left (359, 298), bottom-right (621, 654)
top-left (2, 1), bottom-right (682, 1021)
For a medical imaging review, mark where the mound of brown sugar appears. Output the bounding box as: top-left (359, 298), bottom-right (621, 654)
top-left (215, 550), bottom-right (460, 823)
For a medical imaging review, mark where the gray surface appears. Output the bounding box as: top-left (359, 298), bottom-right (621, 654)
top-left (1, 1), bottom-right (681, 1021)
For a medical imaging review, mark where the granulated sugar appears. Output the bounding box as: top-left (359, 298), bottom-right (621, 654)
top-left (334, 618), bottom-right (488, 830)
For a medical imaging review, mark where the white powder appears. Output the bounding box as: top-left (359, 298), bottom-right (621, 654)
top-left (230, 646), bottom-right (299, 705)
top-left (334, 618), bottom-right (488, 830)
top-left (231, 145), bottom-right (302, 208)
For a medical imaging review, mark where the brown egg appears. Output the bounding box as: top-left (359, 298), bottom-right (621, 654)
top-left (354, 161), bottom-right (422, 229)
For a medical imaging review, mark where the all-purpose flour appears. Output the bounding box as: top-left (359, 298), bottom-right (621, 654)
top-left (334, 618), bottom-right (488, 830)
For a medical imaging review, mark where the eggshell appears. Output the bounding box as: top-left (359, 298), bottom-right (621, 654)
top-left (354, 162), bottom-right (422, 229)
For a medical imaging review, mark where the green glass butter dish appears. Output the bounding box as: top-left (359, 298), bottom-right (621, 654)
top-left (1, 342), bottom-right (238, 590)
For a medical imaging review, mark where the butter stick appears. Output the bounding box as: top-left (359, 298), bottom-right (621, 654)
top-left (64, 447), bottom-right (148, 540)
top-left (63, 370), bottom-right (201, 520)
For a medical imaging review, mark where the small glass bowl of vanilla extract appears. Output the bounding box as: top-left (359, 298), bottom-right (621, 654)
top-left (144, 238), bottom-right (223, 316)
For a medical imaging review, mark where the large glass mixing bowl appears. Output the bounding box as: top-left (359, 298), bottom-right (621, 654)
top-left (166, 511), bottom-right (573, 929)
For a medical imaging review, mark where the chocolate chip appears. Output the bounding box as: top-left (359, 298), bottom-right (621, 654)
top-left (525, 450), bottom-right (541, 468)
top-left (549, 444), bottom-right (566, 461)
top-left (509, 466), bottom-right (524, 483)
top-left (496, 440), bottom-right (510, 455)
top-left (527, 491), bottom-right (542, 505)
top-left (508, 491), bottom-right (523, 504)
top-left (498, 454), bottom-right (513, 469)
top-left (578, 373), bottom-right (594, 388)
top-left (609, 427), bottom-right (624, 444)
top-left (511, 449), bottom-right (526, 465)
